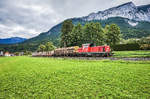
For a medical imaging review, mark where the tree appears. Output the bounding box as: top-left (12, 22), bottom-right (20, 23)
top-left (70, 23), bottom-right (83, 46)
top-left (83, 22), bottom-right (105, 45)
top-left (105, 24), bottom-right (121, 47)
top-left (94, 22), bottom-right (105, 45)
top-left (14, 52), bottom-right (19, 56)
top-left (24, 51), bottom-right (32, 55)
top-left (61, 19), bottom-right (74, 47)
top-left (37, 44), bottom-right (46, 52)
top-left (45, 42), bottom-right (55, 51)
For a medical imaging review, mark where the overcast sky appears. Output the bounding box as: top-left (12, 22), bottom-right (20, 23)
top-left (0, 0), bottom-right (149, 39)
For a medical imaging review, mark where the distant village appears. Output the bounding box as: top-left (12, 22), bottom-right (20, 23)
top-left (0, 51), bottom-right (24, 57)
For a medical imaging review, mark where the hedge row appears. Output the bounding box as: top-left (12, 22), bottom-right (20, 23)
top-left (113, 43), bottom-right (140, 51)
top-left (140, 44), bottom-right (150, 50)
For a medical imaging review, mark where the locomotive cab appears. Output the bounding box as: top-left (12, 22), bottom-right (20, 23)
top-left (80, 43), bottom-right (94, 53)
top-left (82, 43), bottom-right (95, 48)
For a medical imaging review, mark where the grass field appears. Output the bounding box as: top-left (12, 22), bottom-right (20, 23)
top-left (113, 50), bottom-right (150, 58)
top-left (0, 56), bottom-right (150, 99)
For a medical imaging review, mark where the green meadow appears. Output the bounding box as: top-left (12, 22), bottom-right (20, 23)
top-left (0, 56), bottom-right (150, 99)
top-left (113, 50), bottom-right (150, 58)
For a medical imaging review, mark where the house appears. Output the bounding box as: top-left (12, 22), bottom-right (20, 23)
top-left (4, 52), bottom-right (11, 57)
top-left (0, 51), bottom-right (3, 56)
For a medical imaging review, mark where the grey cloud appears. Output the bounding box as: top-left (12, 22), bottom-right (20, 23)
top-left (0, 0), bottom-right (149, 39)
top-left (0, 0), bottom-right (63, 38)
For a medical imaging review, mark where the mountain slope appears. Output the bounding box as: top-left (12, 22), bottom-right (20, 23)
top-left (24, 2), bottom-right (150, 47)
top-left (0, 37), bottom-right (27, 44)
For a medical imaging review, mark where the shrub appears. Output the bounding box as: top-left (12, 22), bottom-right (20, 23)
top-left (14, 52), bottom-right (20, 56)
top-left (24, 51), bottom-right (32, 55)
top-left (140, 44), bottom-right (150, 50)
top-left (113, 43), bottom-right (140, 51)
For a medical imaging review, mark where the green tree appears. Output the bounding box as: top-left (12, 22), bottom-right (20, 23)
top-left (105, 24), bottom-right (121, 47)
top-left (94, 22), bottom-right (105, 45)
top-left (14, 52), bottom-right (19, 56)
top-left (45, 42), bottom-right (55, 51)
top-left (70, 23), bottom-right (83, 46)
top-left (24, 51), bottom-right (32, 55)
top-left (83, 22), bottom-right (104, 45)
top-left (37, 44), bottom-right (46, 52)
top-left (61, 19), bottom-right (74, 47)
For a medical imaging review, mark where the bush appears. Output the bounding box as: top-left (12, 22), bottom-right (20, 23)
top-left (24, 51), bottom-right (32, 55)
top-left (140, 44), bottom-right (150, 50)
top-left (14, 52), bottom-right (20, 56)
top-left (113, 43), bottom-right (140, 51)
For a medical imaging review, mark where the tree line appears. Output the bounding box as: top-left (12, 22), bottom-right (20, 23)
top-left (60, 19), bottom-right (121, 47)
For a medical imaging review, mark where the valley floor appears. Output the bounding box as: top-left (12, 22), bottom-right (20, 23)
top-left (0, 56), bottom-right (150, 98)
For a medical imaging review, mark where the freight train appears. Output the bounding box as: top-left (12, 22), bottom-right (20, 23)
top-left (32, 43), bottom-right (113, 57)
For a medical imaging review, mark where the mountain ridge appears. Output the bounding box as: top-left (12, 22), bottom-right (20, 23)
top-left (83, 2), bottom-right (150, 22)
top-left (0, 37), bottom-right (27, 44)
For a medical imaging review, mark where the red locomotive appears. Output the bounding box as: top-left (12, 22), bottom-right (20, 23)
top-left (78, 43), bottom-right (112, 57)
top-left (32, 43), bottom-right (113, 57)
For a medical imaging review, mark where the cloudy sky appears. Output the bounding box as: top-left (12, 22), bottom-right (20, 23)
top-left (0, 0), bottom-right (149, 39)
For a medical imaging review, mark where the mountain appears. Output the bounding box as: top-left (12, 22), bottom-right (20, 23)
top-left (0, 37), bottom-right (27, 44)
top-left (24, 2), bottom-right (150, 47)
